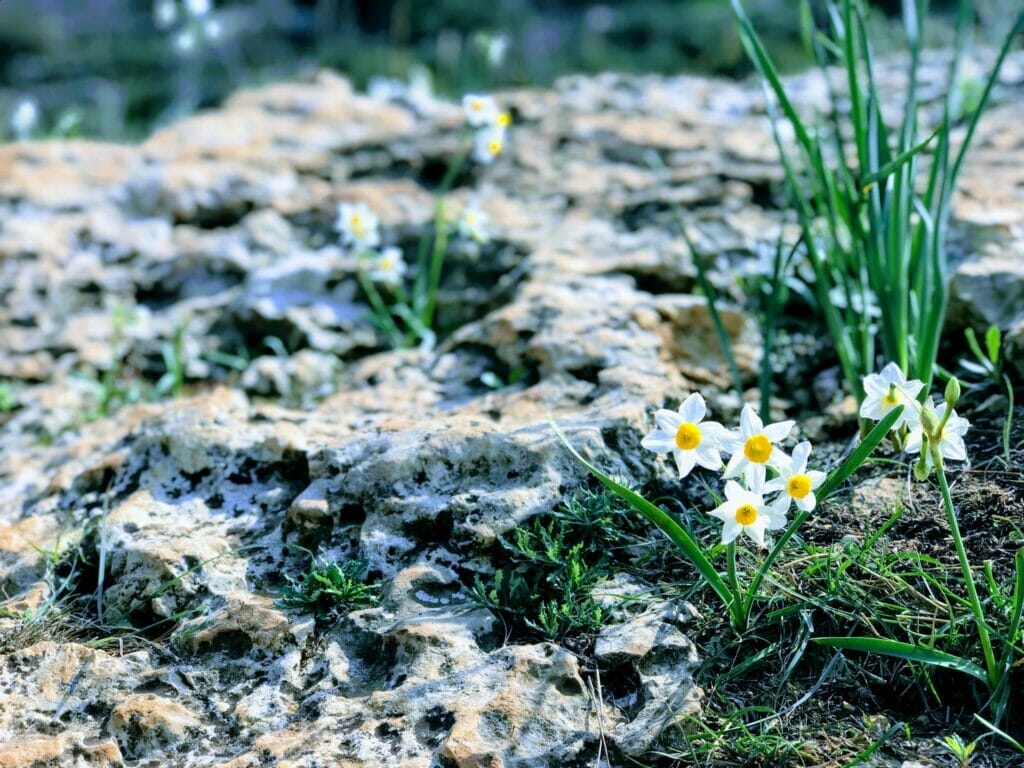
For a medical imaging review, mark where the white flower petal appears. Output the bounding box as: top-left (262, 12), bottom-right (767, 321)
top-left (694, 445), bottom-right (722, 470)
top-left (654, 409), bottom-right (683, 433)
top-left (675, 450), bottom-right (698, 478)
top-left (744, 518), bottom-right (768, 547)
top-left (740, 404), bottom-right (762, 436)
top-left (763, 420), bottom-right (795, 442)
top-left (880, 362), bottom-right (905, 386)
top-left (641, 433), bottom-right (676, 453)
top-left (724, 453), bottom-right (747, 479)
top-left (679, 392), bottom-right (706, 423)
top-left (716, 429), bottom-right (744, 454)
top-left (708, 502), bottom-right (735, 522)
top-left (743, 463), bottom-right (767, 490)
top-left (721, 519), bottom-right (742, 545)
top-left (941, 436), bottom-right (968, 462)
top-left (808, 471), bottom-right (827, 489)
top-left (904, 430), bottom-right (923, 455)
top-left (722, 480), bottom-right (745, 501)
top-left (796, 492), bottom-right (817, 512)
top-left (790, 441), bottom-right (811, 474)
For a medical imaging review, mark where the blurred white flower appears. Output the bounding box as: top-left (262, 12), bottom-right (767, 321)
top-left (485, 35), bottom-right (509, 68)
top-left (174, 28), bottom-right (198, 53)
top-left (336, 203), bottom-right (381, 250)
top-left (10, 98), bottom-right (39, 140)
top-left (367, 247), bottom-right (406, 286)
top-left (457, 203), bottom-right (490, 243)
top-left (203, 17), bottom-right (223, 41)
top-left (640, 393), bottom-right (725, 479)
top-left (154, 0), bottom-right (178, 29)
top-left (472, 126), bottom-right (506, 165)
top-left (463, 94), bottom-right (500, 127)
top-left (185, 0), bottom-right (212, 16)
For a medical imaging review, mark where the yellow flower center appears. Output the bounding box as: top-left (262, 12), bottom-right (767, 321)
top-left (379, 258), bottom-right (392, 270)
top-left (465, 212), bottom-right (476, 224)
top-left (488, 140), bottom-right (503, 155)
top-left (787, 474), bottom-right (812, 499)
top-left (735, 504), bottom-right (758, 526)
top-left (471, 100), bottom-right (483, 111)
top-left (882, 387), bottom-right (900, 407)
top-left (497, 112), bottom-right (511, 127)
top-left (351, 215), bottom-right (364, 236)
top-left (674, 422), bottom-right (702, 451)
top-left (743, 434), bottom-right (773, 464)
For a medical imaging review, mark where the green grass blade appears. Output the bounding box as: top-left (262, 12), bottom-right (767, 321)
top-left (974, 714), bottom-right (1024, 753)
top-left (999, 549), bottom-right (1024, 673)
top-left (549, 419), bottom-right (739, 620)
top-left (814, 636), bottom-right (988, 682)
top-left (859, 128), bottom-right (939, 191)
top-left (818, 406), bottom-right (903, 500)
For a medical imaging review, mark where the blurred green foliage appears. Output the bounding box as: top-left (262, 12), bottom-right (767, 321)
top-left (0, 0), bottom-right (996, 140)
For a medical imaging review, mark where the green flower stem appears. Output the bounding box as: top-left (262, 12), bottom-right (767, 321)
top-left (421, 197), bottom-right (453, 331)
top-left (415, 146), bottom-right (469, 320)
top-left (933, 453), bottom-right (998, 688)
top-left (727, 540), bottom-right (741, 621)
top-left (357, 270), bottom-right (403, 348)
top-left (742, 509), bottom-right (810, 620)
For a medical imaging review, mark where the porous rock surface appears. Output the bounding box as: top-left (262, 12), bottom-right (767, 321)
top-left (1, 54), bottom-right (1022, 767)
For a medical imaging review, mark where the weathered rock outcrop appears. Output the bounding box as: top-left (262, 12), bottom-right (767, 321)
top-left (1, 54), bottom-right (1022, 766)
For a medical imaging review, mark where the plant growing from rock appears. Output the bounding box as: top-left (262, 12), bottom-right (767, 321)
top-left (470, 488), bottom-right (638, 643)
top-left (279, 556), bottom-right (380, 618)
top-left (337, 95), bottom-right (510, 350)
top-left (732, 0), bottom-right (1023, 410)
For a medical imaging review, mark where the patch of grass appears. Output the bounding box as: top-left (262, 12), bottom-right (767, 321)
top-left (470, 487), bottom-right (646, 645)
top-left (278, 557), bottom-right (380, 618)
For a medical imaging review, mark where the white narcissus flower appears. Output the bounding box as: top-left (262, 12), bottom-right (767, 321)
top-left (860, 362), bottom-right (924, 430)
top-left (458, 204), bottom-right (490, 243)
top-left (640, 393), bottom-right (725, 478)
top-left (905, 401), bottom-right (970, 469)
top-left (185, 0), bottom-right (212, 16)
top-left (708, 480), bottom-right (785, 547)
top-left (336, 203), bottom-right (381, 250)
top-left (10, 98), bottom-right (39, 140)
top-left (154, 0), bottom-right (178, 29)
top-left (174, 28), bottom-right (198, 53)
top-left (718, 404), bottom-right (795, 488)
top-left (463, 94), bottom-right (499, 127)
top-left (367, 247), bottom-right (406, 286)
top-left (765, 441), bottom-right (826, 514)
top-left (472, 126), bottom-right (506, 165)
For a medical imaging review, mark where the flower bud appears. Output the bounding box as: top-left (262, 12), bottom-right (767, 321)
top-left (920, 404), bottom-right (940, 437)
top-left (944, 377), bottom-right (961, 409)
top-left (913, 447), bottom-right (931, 481)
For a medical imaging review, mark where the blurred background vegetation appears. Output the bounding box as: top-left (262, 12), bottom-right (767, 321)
top-left (0, 0), bottom-right (1009, 141)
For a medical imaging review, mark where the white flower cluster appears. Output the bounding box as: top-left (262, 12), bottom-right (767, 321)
top-left (336, 203), bottom-right (405, 287)
top-left (462, 94), bottom-right (511, 165)
top-left (860, 362), bottom-right (970, 476)
top-left (154, 0), bottom-right (222, 53)
top-left (642, 394), bottom-right (824, 546)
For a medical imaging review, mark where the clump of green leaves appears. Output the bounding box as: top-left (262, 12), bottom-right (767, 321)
top-left (733, 0), bottom-right (1022, 405)
top-left (471, 488), bottom-right (639, 642)
top-left (279, 557), bottom-right (380, 616)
